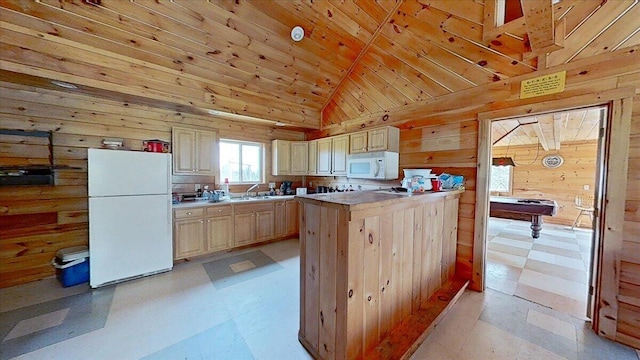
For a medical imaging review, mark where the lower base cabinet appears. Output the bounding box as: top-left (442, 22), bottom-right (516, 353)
top-left (174, 200), bottom-right (294, 260)
top-left (206, 205), bottom-right (234, 252)
top-left (233, 212), bottom-right (257, 246)
top-left (174, 208), bottom-right (206, 260)
top-left (234, 202), bottom-right (274, 246)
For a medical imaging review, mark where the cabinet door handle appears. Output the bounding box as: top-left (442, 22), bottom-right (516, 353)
top-left (200, 220), bottom-right (204, 223)
top-left (207, 219), bottom-right (211, 223)
top-left (187, 212), bottom-right (192, 215)
top-left (218, 209), bottom-right (222, 212)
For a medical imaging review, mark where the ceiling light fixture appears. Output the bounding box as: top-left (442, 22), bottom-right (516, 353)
top-left (51, 80), bottom-right (78, 89)
top-left (207, 109), bottom-right (221, 115)
top-left (492, 157), bottom-right (516, 166)
top-left (291, 26), bottom-right (304, 42)
top-left (275, 122), bottom-right (286, 127)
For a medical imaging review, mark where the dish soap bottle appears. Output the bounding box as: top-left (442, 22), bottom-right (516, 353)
top-left (223, 178), bottom-right (230, 200)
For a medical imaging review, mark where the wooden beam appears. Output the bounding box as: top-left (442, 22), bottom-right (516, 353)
top-left (553, 113), bottom-right (564, 150)
top-left (522, 0), bottom-right (564, 59)
top-left (532, 119), bottom-right (550, 150)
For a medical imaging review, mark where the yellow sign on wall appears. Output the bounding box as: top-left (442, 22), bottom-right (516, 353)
top-left (520, 71), bottom-right (566, 99)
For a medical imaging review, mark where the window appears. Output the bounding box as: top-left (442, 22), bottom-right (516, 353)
top-left (219, 139), bottom-right (263, 184)
top-left (490, 165), bottom-right (512, 193)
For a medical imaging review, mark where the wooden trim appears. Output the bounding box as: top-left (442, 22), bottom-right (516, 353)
top-left (595, 97), bottom-right (632, 340)
top-left (472, 118), bottom-right (491, 291)
top-left (478, 87), bottom-right (636, 122)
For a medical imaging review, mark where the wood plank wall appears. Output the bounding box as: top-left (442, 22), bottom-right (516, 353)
top-left (492, 141), bottom-right (598, 227)
top-left (0, 81), bottom-right (304, 288)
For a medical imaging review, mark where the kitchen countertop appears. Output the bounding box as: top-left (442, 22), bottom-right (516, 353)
top-left (295, 188), bottom-right (464, 211)
top-left (172, 195), bottom-right (296, 209)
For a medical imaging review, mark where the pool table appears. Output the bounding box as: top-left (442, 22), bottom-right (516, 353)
top-left (490, 196), bottom-right (558, 238)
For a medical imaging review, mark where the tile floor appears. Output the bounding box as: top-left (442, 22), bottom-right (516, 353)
top-left (486, 217), bottom-right (594, 319)
top-left (1, 238), bottom-right (637, 360)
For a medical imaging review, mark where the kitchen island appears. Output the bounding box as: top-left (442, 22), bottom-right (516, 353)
top-left (296, 189), bottom-right (467, 360)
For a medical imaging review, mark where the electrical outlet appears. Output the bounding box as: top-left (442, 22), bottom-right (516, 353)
top-left (195, 184), bottom-right (201, 191)
top-left (269, 182), bottom-right (276, 188)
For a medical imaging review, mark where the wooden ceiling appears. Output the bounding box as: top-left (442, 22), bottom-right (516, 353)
top-left (491, 106), bottom-right (604, 150)
top-left (1, 0), bottom-right (638, 131)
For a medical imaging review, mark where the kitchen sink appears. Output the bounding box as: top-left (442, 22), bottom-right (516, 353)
top-left (229, 196), bottom-right (273, 202)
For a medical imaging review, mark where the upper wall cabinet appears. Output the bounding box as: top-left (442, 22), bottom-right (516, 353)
top-left (316, 135), bottom-right (349, 176)
top-left (331, 135), bottom-right (349, 176)
top-left (349, 126), bottom-right (399, 154)
top-left (316, 138), bottom-right (333, 176)
top-left (272, 140), bottom-right (291, 175)
top-left (307, 140), bottom-right (318, 176)
top-left (290, 141), bottom-right (309, 175)
top-left (172, 127), bottom-right (217, 175)
top-left (272, 140), bottom-right (309, 176)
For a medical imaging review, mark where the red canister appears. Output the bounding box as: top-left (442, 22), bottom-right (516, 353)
top-left (431, 178), bottom-right (440, 191)
top-left (143, 140), bottom-right (169, 152)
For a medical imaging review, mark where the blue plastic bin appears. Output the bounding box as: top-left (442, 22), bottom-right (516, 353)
top-left (52, 246), bottom-right (90, 287)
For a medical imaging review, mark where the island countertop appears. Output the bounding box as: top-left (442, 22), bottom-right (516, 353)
top-left (295, 188), bottom-right (463, 211)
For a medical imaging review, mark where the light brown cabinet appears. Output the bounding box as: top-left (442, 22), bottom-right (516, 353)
top-left (233, 202), bottom-right (274, 246)
top-left (316, 135), bottom-right (348, 176)
top-left (331, 135), bottom-right (349, 176)
top-left (205, 205), bottom-right (233, 252)
top-left (173, 208), bottom-right (206, 260)
top-left (285, 200), bottom-right (299, 236)
top-left (273, 140), bottom-right (308, 175)
top-left (274, 200), bottom-right (287, 238)
top-left (233, 212), bottom-right (256, 246)
top-left (316, 138), bottom-right (332, 175)
top-left (290, 141), bottom-right (309, 175)
top-left (271, 140), bottom-right (291, 175)
top-left (275, 199), bottom-right (299, 237)
top-left (174, 199), bottom-right (297, 260)
top-left (307, 140), bottom-right (318, 175)
top-left (172, 127), bottom-right (217, 175)
top-left (349, 126), bottom-right (399, 154)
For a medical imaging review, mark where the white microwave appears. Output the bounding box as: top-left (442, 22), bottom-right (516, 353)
top-left (346, 151), bottom-right (399, 180)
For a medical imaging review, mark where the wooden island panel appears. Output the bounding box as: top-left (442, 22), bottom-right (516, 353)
top-left (298, 191), bottom-right (461, 360)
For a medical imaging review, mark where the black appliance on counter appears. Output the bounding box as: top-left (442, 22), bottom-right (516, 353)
top-left (281, 181), bottom-right (293, 195)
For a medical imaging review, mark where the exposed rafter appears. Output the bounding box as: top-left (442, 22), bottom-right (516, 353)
top-left (532, 119), bottom-right (550, 151)
top-left (522, 0), bottom-right (565, 58)
top-left (553, 113), bottom-right (565, 150)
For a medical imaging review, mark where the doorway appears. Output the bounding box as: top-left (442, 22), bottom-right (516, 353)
top-left (485, 106), bottom-right (606, 319)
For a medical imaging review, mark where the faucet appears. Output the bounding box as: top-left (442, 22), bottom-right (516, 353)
top-left (246, 183), bottom-right (259, 198)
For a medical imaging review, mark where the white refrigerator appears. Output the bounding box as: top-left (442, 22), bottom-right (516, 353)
top-left (88, 148), bottom-right (173, 288)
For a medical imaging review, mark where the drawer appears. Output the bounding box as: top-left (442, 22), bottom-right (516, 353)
top-left (174, 207), bottom-right (204, 219)
top-left (206, 205), bottom-right (233, 216)
top-left (234, 202), bottom-right (274, 214)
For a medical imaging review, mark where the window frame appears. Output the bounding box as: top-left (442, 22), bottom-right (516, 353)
top-left (490, 164), bottom-right (513, 194)
top-left (218, 138), bottom-right (265, 185)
